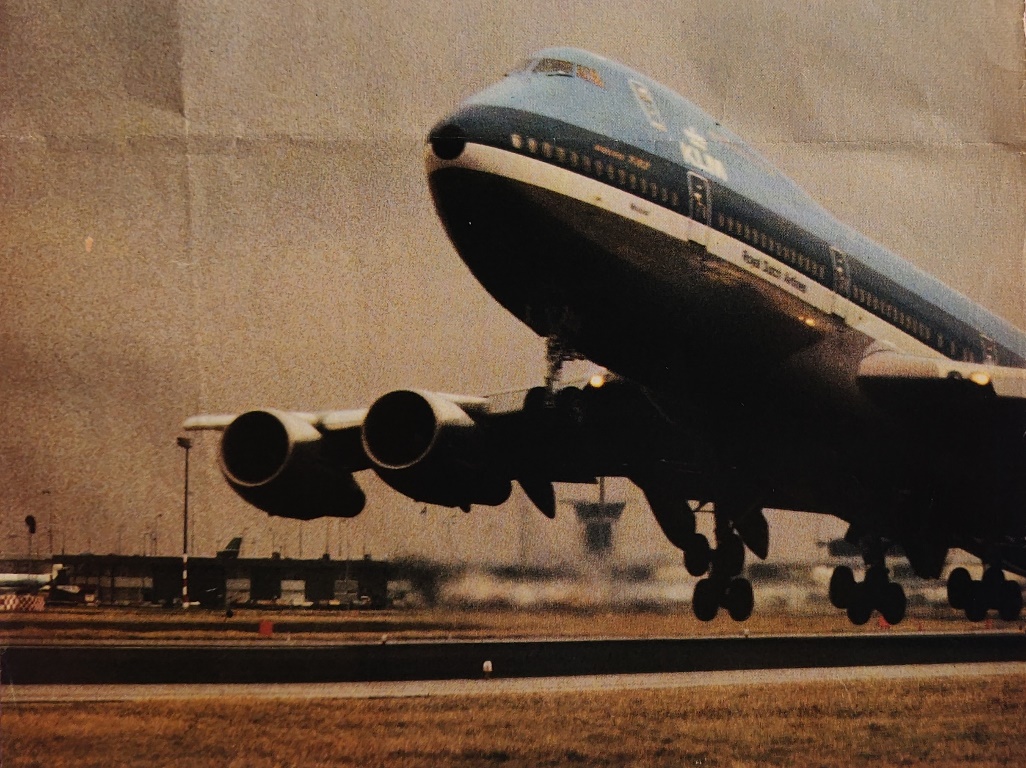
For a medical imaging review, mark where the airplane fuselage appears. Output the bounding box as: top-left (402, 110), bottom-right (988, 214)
top-left (426, 48), bottom-right (1026, 541)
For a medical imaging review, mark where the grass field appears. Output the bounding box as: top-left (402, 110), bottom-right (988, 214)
top-left (2, 675), bottom-right (1025, 766)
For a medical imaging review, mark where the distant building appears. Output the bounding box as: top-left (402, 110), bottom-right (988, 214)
top-left (50, 553), bottom-right (389, 608)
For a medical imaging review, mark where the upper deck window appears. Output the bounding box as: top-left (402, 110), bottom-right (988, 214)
top-left (531, 58), bottom-right (605, 88)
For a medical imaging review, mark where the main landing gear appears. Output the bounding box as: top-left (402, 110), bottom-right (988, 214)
top-left (829, 564), bottom-right (906, 626)
top-left (828, 537), bottom-right (906, 625)
top-left (690, 514), bottom-right (755, 622)
top-left (946, 565), bottom-right (1023, 622)
top-left (540, 334), bottom-right (763, 623)
top-left (642, 488), bottom-right (761, 622)
top-left (657, 501), bottom-right (757, 623)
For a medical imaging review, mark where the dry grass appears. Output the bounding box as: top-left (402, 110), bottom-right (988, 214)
top-left (2, 676), bottom-right (1025, 766)
top-left (0, 606), bottom-right (1006, 644)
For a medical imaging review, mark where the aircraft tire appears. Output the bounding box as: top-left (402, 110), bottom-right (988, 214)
top-left (828, 565), bottom-right (855, 610)
top-left (692, 578), bottom-right (719, 622)
top-left (684, 534), bottom-right (711, 577)
top-left (845, 585), bottom-right (873, 626)
top-left (879, 581), bottom-right (906, 626)
top-left (964, 582), bottom-right (988, 622)
top-left (724, 577), bottom-right (754, 622)
top-left (997, 580), bottom-right (1023, 622)
top-left (981, 567), bottom-right (1006, 610)
top-left (946, 567), bottom-right (972, 610)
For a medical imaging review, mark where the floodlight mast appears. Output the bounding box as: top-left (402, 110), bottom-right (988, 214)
top-left (177, 436), bottom-right (192, 608)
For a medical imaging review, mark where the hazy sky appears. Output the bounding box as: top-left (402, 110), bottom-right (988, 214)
top-left (1, 1), bottom-right (1024, 565)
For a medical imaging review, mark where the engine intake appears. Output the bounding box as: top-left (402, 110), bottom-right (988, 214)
top-left (362, 390), bottom-right (512, 508)
top-left (363, 390), bottom-right (475, 469)
top-left (220, 409), bottom-right (311, 486)
top-left (219, 409), bottom-right (365, 519)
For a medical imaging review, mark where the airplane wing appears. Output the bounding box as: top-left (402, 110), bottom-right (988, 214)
top-left (183, 409), bottom-right (367, 432)
top-left (857, 346), bottom-right (1026, 576)
top-left (857, 346), bottom-right (1026, 428)
top-left (858, 346), bottom-right (1026, 400)
top-left (183, 377), bottom-right (691, 521)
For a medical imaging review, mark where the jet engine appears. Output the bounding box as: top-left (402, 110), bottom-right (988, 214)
top-left (362, 389), bottom-right (512, 508)
top-left (219, 409), bottom-right (365, 519)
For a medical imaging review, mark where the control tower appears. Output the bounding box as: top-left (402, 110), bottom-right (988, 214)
top-left (570, 478), bottom-right (625, 557)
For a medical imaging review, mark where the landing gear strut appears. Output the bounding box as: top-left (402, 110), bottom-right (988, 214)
top-left (543, 334), bottom-right (584, 401)
top-left (522, 335), bottom-right (589, 421)
top-left (691, 506), bottom-right (755, 622)
top-left (642, 490), bottom-right (759, 622)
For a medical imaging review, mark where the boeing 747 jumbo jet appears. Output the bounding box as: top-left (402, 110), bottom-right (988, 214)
top-left (186, 48), bottom-right (1026, 625)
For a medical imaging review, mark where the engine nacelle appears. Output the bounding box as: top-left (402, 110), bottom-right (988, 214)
top-left (362, 389), bottom-right (512, 508)
top-left (219, 409), bottom-right (365, 519)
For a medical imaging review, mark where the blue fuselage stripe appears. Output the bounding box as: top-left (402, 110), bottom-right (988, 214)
top-left (443, 104), bottom-right (1026, 368)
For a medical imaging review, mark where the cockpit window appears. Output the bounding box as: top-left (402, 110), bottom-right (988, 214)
top-left (506, 58), bottom-right (535, 75)
top-left (531, 58), bottom-right (605, 87)
top-left (534, 58), bottom-right (575, 76)
top-left (576, 64), bottom-right (605, 88)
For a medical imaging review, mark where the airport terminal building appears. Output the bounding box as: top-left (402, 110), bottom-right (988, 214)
top-left (3, 553), bottom-right (390, 609)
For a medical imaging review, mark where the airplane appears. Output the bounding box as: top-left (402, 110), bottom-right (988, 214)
top-left (185, 47), bottom-right (1026, 626)
top-left (0, 563), bottom-right (64, 594)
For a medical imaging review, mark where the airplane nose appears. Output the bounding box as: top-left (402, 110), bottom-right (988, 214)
top-left (429, 123), bottom-right (466, 160)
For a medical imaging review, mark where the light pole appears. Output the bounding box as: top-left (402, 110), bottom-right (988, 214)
top-left (24, 515), bottom-right (36, 560)
top-left (177, 436), bottom-right (192, 608)
top-left (42, 490), bottom-right (53, 556)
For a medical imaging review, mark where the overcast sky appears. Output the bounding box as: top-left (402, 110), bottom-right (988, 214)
top-left (1, 1), bottom-right (1023, 565)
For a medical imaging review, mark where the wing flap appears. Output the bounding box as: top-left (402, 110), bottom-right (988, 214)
top-left (858, 348), bottom-right (1026, 400)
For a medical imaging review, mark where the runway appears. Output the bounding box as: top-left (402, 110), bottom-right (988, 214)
top-left (6, 662), bottom-right (1025, 703)
top-left (3, 631), bottom-right (1024, 685)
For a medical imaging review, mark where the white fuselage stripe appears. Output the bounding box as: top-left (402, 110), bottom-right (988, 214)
top-left (429, 143), bottom-right (943, 360)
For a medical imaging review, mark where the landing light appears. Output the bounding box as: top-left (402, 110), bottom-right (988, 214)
top-left (799, 315), bottom-right (816, 328)
top-left (969, 371), bottom-right (991, 387)
top-left (589, 374), bottom-right (606, 388)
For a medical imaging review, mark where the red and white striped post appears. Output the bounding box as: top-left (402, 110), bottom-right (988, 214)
top-left (182, 554), bottom-right (189, 608)
top-left (177, 436), bottom-right (192, 609)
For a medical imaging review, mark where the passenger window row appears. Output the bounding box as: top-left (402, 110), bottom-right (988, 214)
top-left (510, 133), bottom-right (680, 209)
top-left (506, 132), bottom-right (995, 365)
top-left (716, 212), bottom-right (825, 281)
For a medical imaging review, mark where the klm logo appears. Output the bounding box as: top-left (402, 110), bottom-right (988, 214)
top-left (680, 127), bottom-right (727, 182)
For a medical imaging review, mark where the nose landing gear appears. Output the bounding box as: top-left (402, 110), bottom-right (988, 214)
top-left (542, 334), bottom-right (585, 402)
